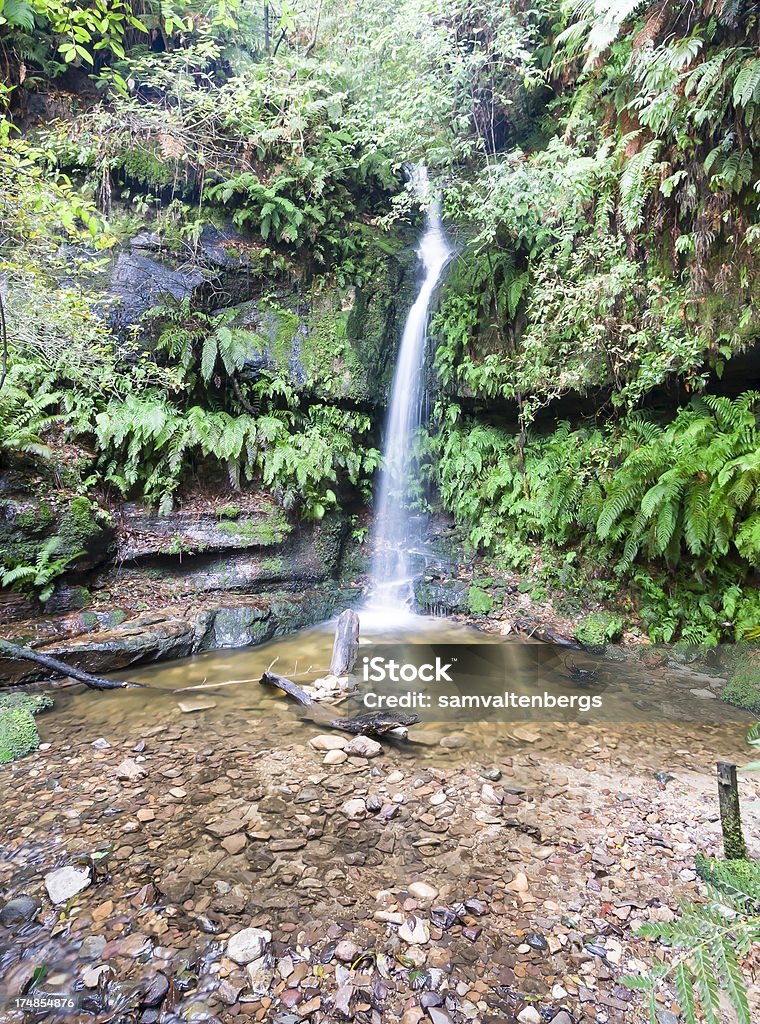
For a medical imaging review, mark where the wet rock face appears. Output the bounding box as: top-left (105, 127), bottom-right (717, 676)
top-left (0, 584), bottom-right (362, 684)
top-left (117, 501), bottom-right (293, 560)
top-left (0, 494), bottom-right (115, 601)
top-left (102, 224), bottom-right (415, 408)
top-left (103, 224), bottom-right (256, 334)
top-left (414, 576), bottom-right (469, 617)
top-left (115, 510), bottom-right (348, 593)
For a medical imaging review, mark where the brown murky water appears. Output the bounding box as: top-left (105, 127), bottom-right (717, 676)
top-left (43, 613), bottom-right (752, 765)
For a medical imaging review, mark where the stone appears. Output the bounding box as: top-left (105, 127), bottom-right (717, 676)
top-left (246, 956), bottom-right (274, 996)
top-left (177, 697), bottom-right (217, 713)
top-left (526, 932), bottom-right (548, 951)
top-left (217, 979), bottom-right (243, 1005)
top-left (82, 965), bottom-right (111, 989)
top-left (345, 735), bottom-right (383, 758)
top-left (398, 916), bottom-right (430, 944)
top-left (227, 927), bottom-right (272, 965)
top-left (550, 1014), bottom-right (573, 1024)
top-left (426, 1009), bottom-right (453, 1024)
top-left (206, 814), bottom-right (245, 838)
top-left (333, 983), bottom-right (355, 1017)
top-left (79, 935), bottom-right (107, 959)
top-left (91, 738), bottom-right (111, 749)
top-left (517, 1008), bottom-right (542, 1024)
top-left (158, 874), bottom-right (194, 903)
top-left (324, 749), bottom-right (348, 764)
top-left (334, 940), bottom-right (361, 962)
top-left (408, 882), bottom-right (439, 902)
top-left (439, 733), bottom-right (468, 749)
top-left (141, 973), bottom-right (169, 1007)
top-left (506, 871), bottom-right (529, 893)
top-left (44, 866), bottom-right (92, 905)
top-left (309, 735), bottom-right (348, 751)
top-left (340, 799), bottom-right (367, 820)
top-left (400, 1011), bottom-right (425, 1024)
top-left (115, 758), bottom-right (146, 781)
top-left (480, 784), bottom-right (503, 805)
top-left (221, 833), bottom-right (247, 855)
top-left (0, 895), bottom-right (40, 926)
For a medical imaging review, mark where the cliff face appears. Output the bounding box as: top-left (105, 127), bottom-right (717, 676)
top-left (0, 63), bottom-right (420, 673)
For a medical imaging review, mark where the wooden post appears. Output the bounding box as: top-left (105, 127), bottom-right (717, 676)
top-left (330, 609), bottom-right (360, 677)
top-left (717, 761), bottom-right (747, 860)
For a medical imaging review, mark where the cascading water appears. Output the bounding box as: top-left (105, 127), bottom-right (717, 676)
top-left (367, 166), bottom-right (454, 618)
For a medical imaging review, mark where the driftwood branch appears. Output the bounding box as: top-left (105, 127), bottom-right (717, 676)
top-left (260, 670), bottom-right (316, 706)
top-left (0, 639), bottom-right (143, 690)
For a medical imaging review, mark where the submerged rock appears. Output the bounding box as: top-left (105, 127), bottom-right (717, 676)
top-left (0, 894), bottom-right (40, 926)
top-left (227, 927), bottom-right (272, 965)
top-left (45, 865), bottom-right (92, 905)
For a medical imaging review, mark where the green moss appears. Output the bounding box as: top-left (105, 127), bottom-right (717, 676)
top-left (696, 854), bottom-right (758, 895)
top-left (468, 585), bottom-right (494, 615)
top-left (576, 611), bottom-right (624, 647)
top-left (260, 556), bottom-right (285, 575)
top-left (0, 692), bottom-right (53, 765)
top-left (0, 708), bottom-right (39, 764)
top-left (301, 298), bottom-right (361, 396)
top-left (722, 663), bottom-right (760, 716)
top-left (269, 308), bottom-right (300, 363)
top-left (56, 497), bottom-right (105, 560)
top-left (14, 503), bottom-right (54, 532)
top-left (0, 692), bottom-right (54, 714)
top-left (217, 504), bottom-right (241, 520)
top-left (217, 510), bottom-right (291, 546)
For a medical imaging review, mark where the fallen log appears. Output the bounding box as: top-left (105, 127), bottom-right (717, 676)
top-left (330, 608), bottom-right (359, 676)
top-left (0, 639), bottom-right (144, 690)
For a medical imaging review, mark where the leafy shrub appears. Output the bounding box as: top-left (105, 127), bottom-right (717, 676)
top-left (434, 393), bottom-right (760, 641)
top-left (575, 611), bottom-right (624, 647)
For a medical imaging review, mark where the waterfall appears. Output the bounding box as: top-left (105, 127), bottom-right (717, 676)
top-left (367, 166), bottom-right (454, 617)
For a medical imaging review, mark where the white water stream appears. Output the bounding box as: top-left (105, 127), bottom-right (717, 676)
top-left (366, 167), bottom-right (454, 620)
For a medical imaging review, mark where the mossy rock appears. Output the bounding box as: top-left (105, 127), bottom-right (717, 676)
top-left (722, 661), bottom-right (760, 716)
top-left (0, 692), bottom-right (53, 765)
top-left (468, 585), bottom-right (494, 616)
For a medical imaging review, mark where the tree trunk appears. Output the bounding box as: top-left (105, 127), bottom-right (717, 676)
top-left (716, 761), bottom-right (747, 860)
top-left (330, 609), bottom-right (359, 676)
top-left (0, 639), bottom-right (143, 690)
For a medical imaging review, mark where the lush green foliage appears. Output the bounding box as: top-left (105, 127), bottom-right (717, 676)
top-left (625, 848), bottom-right (760, 1024)
top-left (434, 394), bottom-right (760, 641)
top-left (434, 0), bottom-right (760, 420)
